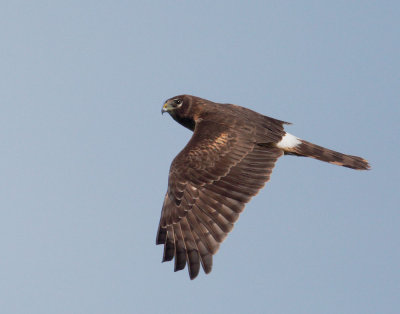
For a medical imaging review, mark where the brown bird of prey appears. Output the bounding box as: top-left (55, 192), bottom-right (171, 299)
top-left (157, 94), bottom-right (370, 279)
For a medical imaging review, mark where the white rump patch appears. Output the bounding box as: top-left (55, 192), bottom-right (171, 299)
top-left (276, 133), bottom-right (301, 149)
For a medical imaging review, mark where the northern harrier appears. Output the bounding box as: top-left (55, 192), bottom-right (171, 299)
top-left (157, 95), bottom-right (369, 279)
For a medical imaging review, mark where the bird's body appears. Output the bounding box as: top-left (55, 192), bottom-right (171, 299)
top-left (157, 95), bottom-right (369, 279)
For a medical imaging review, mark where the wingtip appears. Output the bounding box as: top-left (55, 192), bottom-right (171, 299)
top-left (189, 272), bottom-right (199, 280)
top-left (203, 265), bottom-right (212, 274)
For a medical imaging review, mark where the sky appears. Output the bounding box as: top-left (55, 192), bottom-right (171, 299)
top-left (0, 1), bottom-right (399, 313)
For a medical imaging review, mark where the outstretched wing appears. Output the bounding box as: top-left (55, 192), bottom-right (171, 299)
top-left (156, 118), bottom-right (284, 279)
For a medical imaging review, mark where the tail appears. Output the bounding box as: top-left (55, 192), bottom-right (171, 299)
top-left (276, 133), bottom-right (370, 170)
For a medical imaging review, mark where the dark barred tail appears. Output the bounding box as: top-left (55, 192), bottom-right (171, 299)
top-left (289, 140), bottom-right (370, 170)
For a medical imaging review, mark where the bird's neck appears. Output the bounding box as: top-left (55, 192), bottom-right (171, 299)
top-left (172, 115), bottom-right (196, 131)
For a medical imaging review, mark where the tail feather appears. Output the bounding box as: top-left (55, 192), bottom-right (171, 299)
top-left (276, 133), bottom-right (370, 170)
top-left (291, 140), bottom-right (370, 170)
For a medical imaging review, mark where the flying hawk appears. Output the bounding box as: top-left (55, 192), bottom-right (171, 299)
top-left (157, 95), bottom-right (370, 279)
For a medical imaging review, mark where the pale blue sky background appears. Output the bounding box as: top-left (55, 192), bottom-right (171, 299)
top-left (1, 1), bottom-right (399, 314)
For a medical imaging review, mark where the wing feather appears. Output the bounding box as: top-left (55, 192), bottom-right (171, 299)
top-left (196, 197), bottom-right (234, 233)
top-left (179, 217), bottom-right (201, 279)
top-left (187, 210), bottom-right (220, 254)
top-left (162, 225), bottom-right (174, 262)
top-left (172, 224), bottom-right (186, 272)
top-left (190, 225), bottom-right (213, 274)
top-left (197, 190), bottom-right (240, 223)
top-left (192, 204), bottom-right (227, 243)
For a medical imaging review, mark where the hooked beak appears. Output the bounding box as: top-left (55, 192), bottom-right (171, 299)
top-left (161, 101), bottom-right (170, 115)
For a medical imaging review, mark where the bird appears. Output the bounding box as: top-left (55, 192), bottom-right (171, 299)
top-left (156, 94), bottom-right (370, 280)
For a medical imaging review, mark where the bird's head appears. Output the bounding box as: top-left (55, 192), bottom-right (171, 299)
top-left (162, 96), bottom-right (185, 115)
top-left (162, 95), bottom-right (197, 130)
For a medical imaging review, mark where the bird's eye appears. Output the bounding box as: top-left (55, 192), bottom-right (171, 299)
top-left (175, 99), bottom-right (182, 105)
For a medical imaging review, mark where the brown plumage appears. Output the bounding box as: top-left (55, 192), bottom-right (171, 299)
top-left (157, 95), bottom-right (370, 279)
